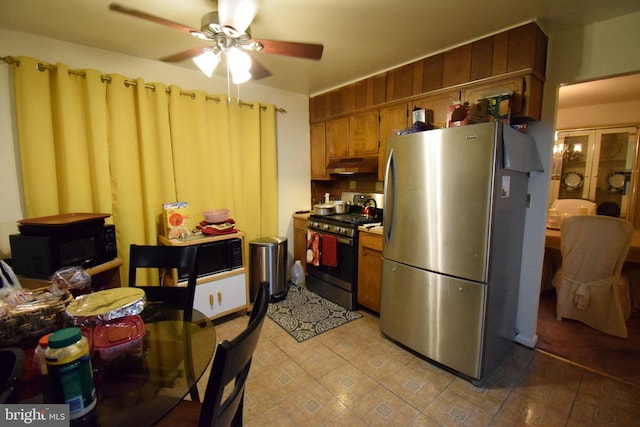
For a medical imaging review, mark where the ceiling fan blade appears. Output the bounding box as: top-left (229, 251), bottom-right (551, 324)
top-left (109, 3), bottom-right (204, 38)
top-left (218, 0), bottom-right (261, 34)
top-left (249, 57), bottom-right (272, 80)
top-left (253, 39), bottom-right (323, 60)
top-left (160, 47), bottom-right (209, 63)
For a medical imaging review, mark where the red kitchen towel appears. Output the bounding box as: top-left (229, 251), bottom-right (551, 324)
top-left (306, 231), bottom-right (321, 266)
top-left (321, 234), bottom-right (338, 267)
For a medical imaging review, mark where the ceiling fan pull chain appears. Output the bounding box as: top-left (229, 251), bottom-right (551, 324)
top-left (226, 61), bottom-right (231, 105)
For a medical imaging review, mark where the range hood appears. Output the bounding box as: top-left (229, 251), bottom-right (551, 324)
top-left (325, 156), bottom-right (378, 174)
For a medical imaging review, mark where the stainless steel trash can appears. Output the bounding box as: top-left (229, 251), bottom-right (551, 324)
top-left (249, 237), bottom-right (288, 302)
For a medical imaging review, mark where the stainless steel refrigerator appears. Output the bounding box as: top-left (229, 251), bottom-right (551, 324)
top-left (380, 121), bottom-right (529, 383)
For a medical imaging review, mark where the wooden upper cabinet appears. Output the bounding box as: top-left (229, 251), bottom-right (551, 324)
top-left (462, 74), bottom-right (543, 121)
top-left (378, 103), bottom-right (409, 180)
top-left (507, 22), bottom-right (547, 75)
top-left (309, 20), bottom-right (548, 148)
top-left (310, 122), bottom-right (329, 180)
top-left (443, 44), bottom-right (472, 87)
top-left (470, 37), bottom-right (494, 81)
top-left (386, 63), bottom-right (415, 102)
top-left (492, 32), bottom-right (509, 76)
top-left (325, 117), bottom-right (349, 158)
top-left (421, 53), bottom-right (444, 93)
top-left (329, 89), bottom-right (350, 117)
top-left (353, 80), bottom-right (371, 111)
top-left (412, 90), bottom-right (461, 129)
top-left (309, 93), bottom-right (329, 122)
top-left (349, 110), bottom-right (379, 156)
top-left (353, 75), bottom-right (387, 110)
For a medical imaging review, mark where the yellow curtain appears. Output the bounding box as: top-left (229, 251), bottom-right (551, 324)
top-left (13, 56), bottom-right (278, 284)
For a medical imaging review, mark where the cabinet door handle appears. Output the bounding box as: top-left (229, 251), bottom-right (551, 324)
top-left (217, 292), bottom-right (222, 303)
top-left (209, 294), bottom-right (213, 306)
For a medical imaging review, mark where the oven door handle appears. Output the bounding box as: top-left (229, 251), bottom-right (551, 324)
top-left (308, 231), bottom-right (353, 246)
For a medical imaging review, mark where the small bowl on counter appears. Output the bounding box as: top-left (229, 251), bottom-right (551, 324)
top-left (203, 209), bottom-right (230, 223)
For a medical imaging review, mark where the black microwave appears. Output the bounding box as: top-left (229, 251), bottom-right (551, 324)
top-left (177, 237), bottom-right (243, 281)
top-left (9, 224), bottom-right (118, 279)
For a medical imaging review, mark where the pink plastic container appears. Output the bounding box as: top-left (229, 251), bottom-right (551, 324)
top-left (92, 315), bottom-right (146, 363)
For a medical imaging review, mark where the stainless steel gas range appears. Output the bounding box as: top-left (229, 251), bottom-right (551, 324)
top-left (305, 192), bottom-right (383, 310)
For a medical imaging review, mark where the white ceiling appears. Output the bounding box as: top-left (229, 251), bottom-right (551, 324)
top-left (558, 73), bottom-right (640, 109)
top-left (1, 0), bottom-right (640, 96)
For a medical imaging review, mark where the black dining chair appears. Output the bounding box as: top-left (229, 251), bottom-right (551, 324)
top-left (129, 244), bottom-right (200, 322)
top-left (155, 282), bottom-right (270, 427)
top-left (128, 244), bottom-right (201, 401)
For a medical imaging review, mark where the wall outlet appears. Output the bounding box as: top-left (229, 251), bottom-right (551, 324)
top-left (349, 180), bottom-right (356, 189)
top-left (375, 182), bottom-right (383, 192)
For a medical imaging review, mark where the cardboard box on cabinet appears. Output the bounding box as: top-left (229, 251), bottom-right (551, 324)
top-left (163, 201), bottom-right (190, 239)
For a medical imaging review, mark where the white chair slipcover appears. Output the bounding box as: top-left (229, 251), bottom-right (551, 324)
top-left (552, 215), bottom-right (632, 338)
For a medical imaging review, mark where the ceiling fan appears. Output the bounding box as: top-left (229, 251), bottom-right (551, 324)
top-left (109, 1), bottom-right (324, 83)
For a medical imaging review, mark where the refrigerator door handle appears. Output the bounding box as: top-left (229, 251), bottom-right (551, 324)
top-left (383, 148), bottom-right (395, 246)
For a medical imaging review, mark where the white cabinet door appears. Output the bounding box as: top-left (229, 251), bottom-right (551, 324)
top-left (193, 273), bottom-right (247, 319)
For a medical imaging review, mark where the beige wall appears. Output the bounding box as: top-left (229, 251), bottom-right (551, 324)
top-left (0, 29), bottom-right (311, 264)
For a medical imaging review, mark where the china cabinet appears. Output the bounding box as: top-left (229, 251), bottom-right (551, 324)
top-left (550, 126), bottom-right (638, 218)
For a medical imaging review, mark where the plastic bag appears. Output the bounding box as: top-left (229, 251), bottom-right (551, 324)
top-left (0, 260), bottom-right (22, 307)
top-left (51, 266), bottom-right (92, 296)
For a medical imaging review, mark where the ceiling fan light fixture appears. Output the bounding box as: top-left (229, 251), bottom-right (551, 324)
top-left (231, 70), bottom-right (252, 84)
top-left (218, 0), bottom-right (260, 34)
top-left (227, 47), bottom-right (252, 73)
top-left (193, 50), bottom-right (221, 77)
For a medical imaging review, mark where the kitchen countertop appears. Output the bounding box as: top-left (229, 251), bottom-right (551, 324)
top-left (358, 224), bottom-right (383, 235)
top-left (293, 211), bottom-right (311, 219)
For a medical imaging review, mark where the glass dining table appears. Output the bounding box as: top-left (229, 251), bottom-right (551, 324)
top-left (19, 304), bottom-right (217, 427)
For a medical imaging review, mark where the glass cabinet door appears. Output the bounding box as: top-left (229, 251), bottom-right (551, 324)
top-left (592, 127), bottom-right (637, 217)
top-left (553, 130), bottom-right (594, 200)
top-left (551, 126), bottom-right (638, 219)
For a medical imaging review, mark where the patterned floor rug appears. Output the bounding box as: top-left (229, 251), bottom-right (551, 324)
top-left (267, 285), bottom-right (362, 342)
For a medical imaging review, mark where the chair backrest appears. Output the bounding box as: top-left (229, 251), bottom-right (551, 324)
top-left (560, 215), bottom-right (633, 282)
top-left (198, 282), bottom-right (270, 427)
top-left (128, 245), bottom-right (199, 320)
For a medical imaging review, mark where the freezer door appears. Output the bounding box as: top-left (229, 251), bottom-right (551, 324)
top-left (380, 259), bottom-right (487, 379)
top-left (383, 122), bottom-right (498, 282)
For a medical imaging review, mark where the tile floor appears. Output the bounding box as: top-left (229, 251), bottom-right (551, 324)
top-left (198, 310), bottom-right (640, 426)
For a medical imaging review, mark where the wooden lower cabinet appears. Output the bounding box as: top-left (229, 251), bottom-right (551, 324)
top-left (293, 215), bottom-right (309, 272)
top-left (357, 232), bottom-right (383, 313)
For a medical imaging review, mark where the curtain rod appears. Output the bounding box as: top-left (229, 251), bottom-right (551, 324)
top-left (1, 55), bottom-right (286, 113)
